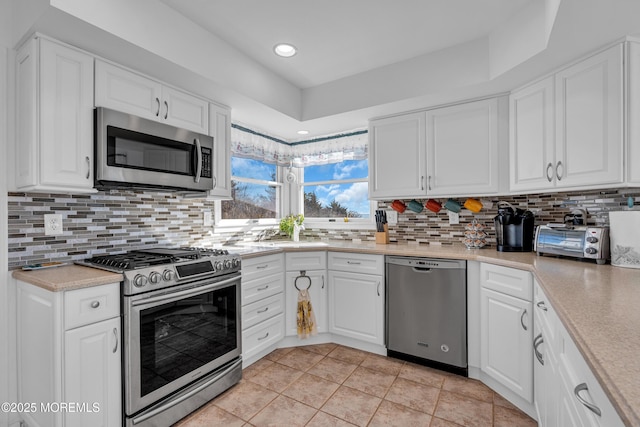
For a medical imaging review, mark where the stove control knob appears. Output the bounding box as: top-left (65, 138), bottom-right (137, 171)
top-left (133, 274), bottom-right (148, 288)
top-left (149, 272), bottom-right (161, 285)
top-left (586, 247), bottom-right (598, 255)
top-left (586, 236), bottom-right (599, 243)
top-left (232, 258), bottom-right (240, 268)
top-left (162, 269), bottom-right (175, 281)
top-left (215, 261), bottom-right (223, 271)
top-left (224, 259), bottom-right (232, 270)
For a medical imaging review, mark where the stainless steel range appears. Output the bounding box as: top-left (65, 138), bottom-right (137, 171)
top-left (77, 247), bottom-right (242, 427)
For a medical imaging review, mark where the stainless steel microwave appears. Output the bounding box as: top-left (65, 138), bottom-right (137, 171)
top-left (95, 107), bottom-right (214, 192)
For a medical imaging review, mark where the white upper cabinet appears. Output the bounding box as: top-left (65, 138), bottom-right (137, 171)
top-left (627, 41), bottom-right (640, 184)
top-left (209, 103), bottom-right (232, 198)
top-left (15, 37), bottom-right (95, 193)
top-left (426, 97), bottom-right (506, 196)
top-left (510, 44), bottom-right (624, 193)
top-left (510, 76), bottom-right (556, 192)
top-left (369, 97), bottom-right (507, 200)
top-left (95, 60), bottom-right (208, 133)
top-left (369, 112), bottom-right (427, 199)
top-left (555, 44), bottom-right (623, 188)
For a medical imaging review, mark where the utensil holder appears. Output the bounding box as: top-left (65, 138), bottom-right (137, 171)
top-left (375, 224), bottom-right (390, 244)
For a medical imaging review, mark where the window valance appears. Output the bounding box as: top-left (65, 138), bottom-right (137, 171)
top-left (231, 124), bottom-right (368, 167)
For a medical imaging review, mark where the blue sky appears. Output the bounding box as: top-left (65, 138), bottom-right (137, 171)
top-left (231, 158), bottom-right (370, 216)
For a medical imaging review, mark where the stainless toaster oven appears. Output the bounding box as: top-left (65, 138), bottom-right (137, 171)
top-left (534, 225), bottom-right (610, 264)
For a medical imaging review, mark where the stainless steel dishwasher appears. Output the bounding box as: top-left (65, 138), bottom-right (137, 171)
top-left (386, 256), bottom-right (467, 375)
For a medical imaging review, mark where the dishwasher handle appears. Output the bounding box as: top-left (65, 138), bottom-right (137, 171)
top-left (412, 267), bottom-right (433, 273)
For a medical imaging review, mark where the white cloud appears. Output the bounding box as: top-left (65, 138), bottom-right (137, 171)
top-left (332, 160), bottom-right (367, 180)
top-left (334, 182), bottom-right (369, 214)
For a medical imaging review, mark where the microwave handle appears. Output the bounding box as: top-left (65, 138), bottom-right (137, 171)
top-left (194, 138), bottom-right (202, 183)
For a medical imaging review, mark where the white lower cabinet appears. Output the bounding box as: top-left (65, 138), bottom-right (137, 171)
top-left (16, 281), bottom-right (121, 427)
top-left (327, 252), bottom-right (384, 345)
top-left (284, 252), bottom-right (328, 337)
top-left (241, 254), bottom-right (285, 367)
top-left (533, 280), bottom-right (624, 427)
top-left (479, 263), bottom-right (533, 403)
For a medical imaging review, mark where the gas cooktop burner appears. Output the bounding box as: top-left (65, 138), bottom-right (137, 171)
top-left (76, 247), bottom-right (242, 296)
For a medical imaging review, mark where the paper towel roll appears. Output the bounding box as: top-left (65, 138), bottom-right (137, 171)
top-left (609, 211), bottom-right (640, 269)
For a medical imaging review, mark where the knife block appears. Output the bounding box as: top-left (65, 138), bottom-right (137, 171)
top-left (375, 224), bottom-right (390, 244)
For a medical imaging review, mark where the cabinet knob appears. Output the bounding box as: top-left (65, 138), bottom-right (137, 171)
top-left (90, 300), bottom-right (100, 309)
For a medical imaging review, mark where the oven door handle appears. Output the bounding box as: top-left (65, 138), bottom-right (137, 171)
top-left (131, 275), bottom-right (239, 308)
top-left (130, 357), bottom-right (243, 425)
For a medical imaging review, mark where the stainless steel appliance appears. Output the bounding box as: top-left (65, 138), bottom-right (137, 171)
top-left (535, 225), bottom-right (610, 264)
top-left (385, 256), bottom-right (467, 375)
top-left (77, 247), bottom-right (242, 427)
top-left (494, 202), bottom-right (535, 252)
top-left (95, 107), bottom-right (214, 192)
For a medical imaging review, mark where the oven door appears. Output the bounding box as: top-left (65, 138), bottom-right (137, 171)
top-left (95, 107), bottom-right (214, 191)
top-left (124, 274), bottom-right (241, 416)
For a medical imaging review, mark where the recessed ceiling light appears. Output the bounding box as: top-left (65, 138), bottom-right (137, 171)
top-left (274, 43), bottom-right (297, 58)
top-left (297, 130), bottom-right (309, 135)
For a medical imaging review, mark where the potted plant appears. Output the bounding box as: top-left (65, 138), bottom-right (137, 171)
top-left (279, 214), bottom-right (305, 241)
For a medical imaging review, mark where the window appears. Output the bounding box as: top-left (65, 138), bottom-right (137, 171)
top-left (301, 159), bottom-right (372, 220)
top-left (220, 157), bottom-right (281, 222)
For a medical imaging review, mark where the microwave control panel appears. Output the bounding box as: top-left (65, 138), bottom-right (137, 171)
top-left (201, 147), bottom-right (212, 178)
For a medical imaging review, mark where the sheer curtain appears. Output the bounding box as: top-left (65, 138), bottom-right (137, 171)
top-left (231, 124), bottom-right (368, 167)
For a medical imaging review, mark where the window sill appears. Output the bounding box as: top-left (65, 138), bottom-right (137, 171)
top-left (303, 220), bottom-right (375, 231)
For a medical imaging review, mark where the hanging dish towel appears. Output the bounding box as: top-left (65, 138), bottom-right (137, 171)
top-left (297, 288), bottom-right (317, 339)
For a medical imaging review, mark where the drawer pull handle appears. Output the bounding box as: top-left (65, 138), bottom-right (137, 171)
top-left (257, 332), bottom-right (269, 341)
top-left (257, 307), bottom-right (269, 314)
top-left (377, 281), bottom-right (381, 297)
top-left (112, 328), bottom-right (118, 354)
top-left (164, 100), bottom-right (169, 119)
top-left (574, 383), bottom-right (602, 417)
top-left (322, 275), bottom-right (325, 289)
top-left (85, 156), bottom-right (91, 180)
top-left (257, 285), bottom-right (269, 291)
top-left (155, 97), bottom-right (160, 116)
top-left (536, 301), bottom-right (548, 312)
top-left (556, 160), bottom-right (563, 181)
top-left (91, 301), bottom-right (100, 309)
top-left (256, 265), bottom-right (269, 269)
top-left (533, 333), bottom-right (544, 365)
top-left (347, 261), bottom-right (361, 265)
top-left (520, 309), bottom-right (528, 331)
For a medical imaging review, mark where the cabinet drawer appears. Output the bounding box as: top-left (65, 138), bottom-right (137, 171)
top-left (64, 283), bottom-right (120, 330)
top-left (242, 292), bottom-right (284, 330)
top-left (328, 252), bottom-right (384, 275)
top-left (242, 254), bottom-right (284, 283)
top-left (534, 280), bottom-right (559, 352)
top-left (242, 313), bottom-right (284, 361)
top-left (242, 272), bottom-right (284, 306)
top-left (480, 263), bottom-right (532, 301)
top-left (286, 251), bottom-right (326, 271)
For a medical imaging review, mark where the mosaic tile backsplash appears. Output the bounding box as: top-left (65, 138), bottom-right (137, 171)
top-left (7, 188), bottom-right (640, 269)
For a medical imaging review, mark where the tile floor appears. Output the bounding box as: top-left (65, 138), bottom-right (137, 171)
top-left (173, 344), bottom-right (537, 427)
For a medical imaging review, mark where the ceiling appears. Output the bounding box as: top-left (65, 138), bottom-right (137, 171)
top-left (158, 0), bottom-right (531, 89)
top-left (15, 0), bottom-right (640, 141)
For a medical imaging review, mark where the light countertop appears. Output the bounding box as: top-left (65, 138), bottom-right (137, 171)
top-left (12, 241), bottom-right (640, 425)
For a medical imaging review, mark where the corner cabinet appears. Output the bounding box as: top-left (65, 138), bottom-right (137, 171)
top-left (285, 252), bottom-right (328, 337)
top-left (15, 36), bottom-right (95, 193)
top-left (327, 252), bottom-right (385, 346)
top-left (510, 44), bottom-right (624, 192)
top-left (208, 103), bottom-right (233, 198)
top-left (368, 112), bottom-right (427, 199)
top-left (95, 60), bottom-right (209, 134)
top-left (16, 281), bottom-right (121, 427)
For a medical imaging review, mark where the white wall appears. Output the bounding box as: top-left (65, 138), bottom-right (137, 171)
top-left (1, 0), bottom-right (15, 425)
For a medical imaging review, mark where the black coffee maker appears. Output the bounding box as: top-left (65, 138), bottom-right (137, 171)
top-left (494, 202), bottom-right (535, 252)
